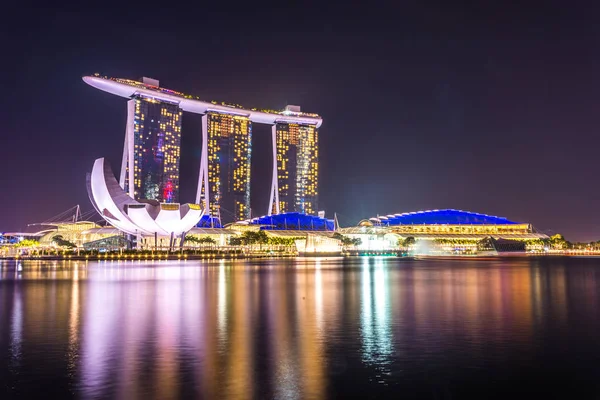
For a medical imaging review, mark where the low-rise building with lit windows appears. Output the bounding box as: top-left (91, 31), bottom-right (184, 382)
top-left (338, 209), bottom-right (549, 252)
top-left (231, 212), bottom-right (339, 255)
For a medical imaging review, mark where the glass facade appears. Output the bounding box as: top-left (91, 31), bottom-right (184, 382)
top-left (125, 96), bottom-right (182, 203)
top-left (276, 123), bottom-right (318, 215)
top-left (205, 112), bottom-right (252, 222)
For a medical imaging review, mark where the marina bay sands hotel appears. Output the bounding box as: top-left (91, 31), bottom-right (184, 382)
top-left (84, 75), bottom-right (322, 223)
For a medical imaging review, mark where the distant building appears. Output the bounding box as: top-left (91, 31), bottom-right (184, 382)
top-left (233, 212), bottom-right (334, 231)
top-left (231, 212), bottom-right (338, 255)
top-left (339, 209), bottom-right (549, 252)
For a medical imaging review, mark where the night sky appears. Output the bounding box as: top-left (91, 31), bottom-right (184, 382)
top-left (2, 3), bottom-right (600, 241)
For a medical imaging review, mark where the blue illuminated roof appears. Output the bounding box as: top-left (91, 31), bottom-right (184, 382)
top-left (371, 209), bottom-right (518, 225)
top-left (196, 215), bottom-right (223, 228)
top-left (242, 212), bottom-right (334, 231)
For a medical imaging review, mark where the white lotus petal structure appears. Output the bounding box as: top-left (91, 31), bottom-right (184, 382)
top-left (86, 158), bottom-right (203, 236)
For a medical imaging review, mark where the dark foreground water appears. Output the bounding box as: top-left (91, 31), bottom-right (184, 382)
top-left (2, 257), bottom-right (600, 399)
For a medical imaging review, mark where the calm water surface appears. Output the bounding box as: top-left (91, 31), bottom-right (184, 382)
top-left (2, 257), bottom-right (600, 399)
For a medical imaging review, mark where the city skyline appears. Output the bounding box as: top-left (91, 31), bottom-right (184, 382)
top-left (2, 4), bottom-right (599, 240)
top-left (3, 4), bottom-right (600, 399)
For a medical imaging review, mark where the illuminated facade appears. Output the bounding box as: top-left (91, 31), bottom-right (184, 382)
top-left (197, 112), bottom-right (252, 223)
top-left (83, 75), bottom-right (323, 222)
top-left (87, 158), bottom-right (203, 237)
top-left (339, 209), bottom-right (549, 251)
top-left (124, 96), bottom-right (182, 202)
top-left (269, 121), bottom-right (319, 215)
top-left (234, 212), bottom-right (334, 231)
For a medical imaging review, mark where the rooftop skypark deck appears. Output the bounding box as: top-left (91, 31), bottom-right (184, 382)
top-left (84, 74), bottom-right (322, 126)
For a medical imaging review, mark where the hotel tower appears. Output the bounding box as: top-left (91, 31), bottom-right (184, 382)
top-left (121, 84), bottom-right (183, 203)
top-left (201, 112), bottom-right (252, 222)
top-left (270, 117), bottom-right (319, 215)
top-left (84, 74), bottom-right (322, 223)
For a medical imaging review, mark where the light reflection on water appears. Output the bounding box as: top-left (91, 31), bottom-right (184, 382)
top-left (2, 257), bottom-right (600, 398)
top-left (360, 258), bottom-right (395, 387)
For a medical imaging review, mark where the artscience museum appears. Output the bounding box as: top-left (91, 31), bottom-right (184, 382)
top-left (87, 158), bottom-right (203, 245)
